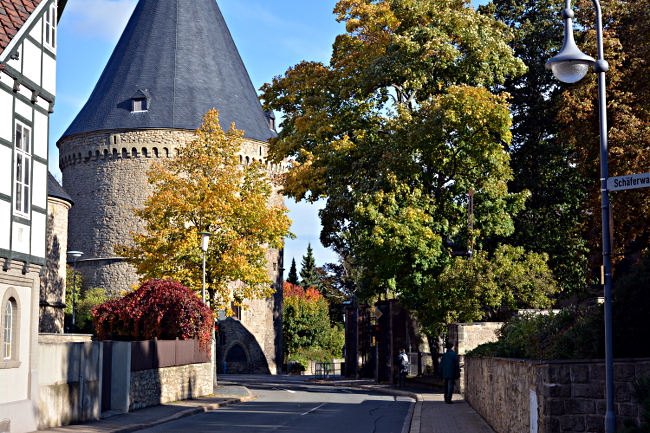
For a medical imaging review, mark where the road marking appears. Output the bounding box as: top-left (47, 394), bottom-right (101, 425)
top-left (301, 403), bottom-right (327, 415)
top-left (271, 387), bottom-right (296, 393)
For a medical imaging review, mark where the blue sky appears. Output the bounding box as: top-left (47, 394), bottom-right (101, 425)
top-left (50, 0), bottom-right (487, 277)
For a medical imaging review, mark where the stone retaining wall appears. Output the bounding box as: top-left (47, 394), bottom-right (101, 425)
top-left (129, 363), bottom-right (212, 411)
top-left (465, 356), bottom-right (650, 433)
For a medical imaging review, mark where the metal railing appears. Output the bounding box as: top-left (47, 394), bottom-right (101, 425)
top-left (315, 362), bottom-right (343, 379)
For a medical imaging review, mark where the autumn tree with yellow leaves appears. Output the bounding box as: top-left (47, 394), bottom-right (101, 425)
top-left (118, 109), bottom-right (293, 313)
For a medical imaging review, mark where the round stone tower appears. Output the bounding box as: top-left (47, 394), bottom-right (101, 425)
top-left (57, 0), bottom-right (284, 373)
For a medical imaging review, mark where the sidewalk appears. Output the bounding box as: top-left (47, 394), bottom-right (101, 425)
top-left (36, 385), bottom-right (255, 433)
top-left (313, 378), bottom-right (496, 433)
top-left (36, 378), bottom-right (494, 433)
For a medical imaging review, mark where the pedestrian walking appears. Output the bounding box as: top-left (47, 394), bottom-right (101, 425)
top-left (440, 342), bottom-right (460, 404)
top-left (397, 349), bottom-right (409, 387)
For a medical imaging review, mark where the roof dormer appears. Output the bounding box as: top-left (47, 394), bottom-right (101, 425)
top-left (131, 89), bottom-right (149, 112)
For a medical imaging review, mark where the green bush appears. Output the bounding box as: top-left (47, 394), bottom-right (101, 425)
top-left (468, 307), bottom-right (604, 360)
top-left (469, 249), bottom-right (650, 361)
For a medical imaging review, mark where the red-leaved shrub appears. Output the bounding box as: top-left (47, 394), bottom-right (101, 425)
top-left (92, 278), bottom-right (214, 351)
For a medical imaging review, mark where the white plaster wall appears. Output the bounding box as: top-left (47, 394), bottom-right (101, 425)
top-left (33, 111), bottom-right (48, 159)
top-left (5, 45), bottom-right (22, 73)
top-left (22, 40), bottom-right (42, 87)
top-left (0, 202), bottom-right (9, 250)
top-left (0, 90), bottom-right (12, 141)
top-left (32, 161), bottom-right (47, 210)
top-left (0, 146), bottom-right (11, 196)
top-left (0, 284), bottom-right (32, 404)
top-left (29, 16), bottom-right (42, 43)
top-left (31, 211), bottom-right (46, 259)
top-left (42, 54), bottom-right (55, 95)
top-left (15, 99), bottom-right (32, 123)
top-left (12, 223), bottom-right (30, 255)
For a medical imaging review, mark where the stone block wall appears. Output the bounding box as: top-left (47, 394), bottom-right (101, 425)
top-left (464, 356), bottom-right (650, 433)
top-left (448, 322), bottom-right (502, 393)
top-left (40, 196), bottom-right (72, 333)
top-left (448, 322), bottom-right (503, 356)
top-left (129, 363), bottom-right (212, 411)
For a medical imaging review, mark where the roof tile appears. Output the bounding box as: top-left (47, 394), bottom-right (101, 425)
top-left (0, 0), bottom-right (44, 55)
top-left (62, 0), bottom-right (276, 143)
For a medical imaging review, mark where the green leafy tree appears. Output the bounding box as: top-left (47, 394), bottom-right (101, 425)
top-left (261, 0), bottom-right (529, 326)
top-left (282, 282), bottom-right (344, 361)
top-left (65, 266), bottom-right (108, 333)
top-left (287, 258), bottom-right (299, 285)
top-left (117, 109), bottom-right (293, 313)
top-left (417, 245), bottom-right (559, 334)
top-left (480, 0), bottom-right (590, 295)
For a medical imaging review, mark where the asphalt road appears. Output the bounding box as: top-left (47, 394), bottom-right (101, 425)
top-left (140, 375), bottom-right (414, 433)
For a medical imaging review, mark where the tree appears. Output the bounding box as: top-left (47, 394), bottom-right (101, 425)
top-left (117, 109), bottom-right (293, 313)
top-left (417, 245), bottom-right (559, 334)
top-left (480, 0), bottom-right (590, 295)
top-left (92, 278), bottom-right (214, 351)
top-left (557, 0), bottom-right (650, 275)
top-left (261, 0), bottom-right (531, 326)
top-left (282, 282), bottom-right (344, 361)
top-left (287, 258), bottom-right (299, 285)
top-left (64, 266), bottom-right (109, 333)
top-left (299, 243), bottom-right (320, 289)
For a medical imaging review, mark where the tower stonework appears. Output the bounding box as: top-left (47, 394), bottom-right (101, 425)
top-left (57, 0), bottom-right (284, 373)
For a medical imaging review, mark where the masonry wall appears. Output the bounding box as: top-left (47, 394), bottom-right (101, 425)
top-left (464, 356), bottom-right (650, 433)
top-left (40, 197), bottom-right (72, 333)
top-left (129, 363), bottom-right (212, 411)
top-left (448, 322), bottom-right (502, 393)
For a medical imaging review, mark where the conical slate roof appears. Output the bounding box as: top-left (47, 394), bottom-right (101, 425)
top-left (60, 0), bottom-right (275, 142)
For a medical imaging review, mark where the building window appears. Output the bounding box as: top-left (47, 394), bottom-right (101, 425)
top-left (230, 302), bottom-right (241, 320)
top-left (44, 3), bottom-right (57, 49)
top-left (3, 300), bottom-right (12, 359)
top-left (14, 122), bottom-right (31, 217)
top-left (131, 90), bottom-right (149, 112)
top-left (133, 98), bottom-right (147, 112)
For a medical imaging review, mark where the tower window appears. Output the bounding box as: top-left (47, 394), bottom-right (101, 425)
top-left (14, 122), bottom-right (31, 217)
top-left (131, 90), bottom-right (149, 112)
top-left (133, 98), bottom-right (147, 112)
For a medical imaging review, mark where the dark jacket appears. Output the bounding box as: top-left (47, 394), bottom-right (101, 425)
top-left (440, 349), bottom-right (460, 379)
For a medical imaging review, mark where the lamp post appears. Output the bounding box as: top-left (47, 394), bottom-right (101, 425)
top-left (199, 232), bottom-right (213, 304)
top-left (546, 1), bottom-right (614, 431)
top-left (66, 251), bottom-right (84, 332)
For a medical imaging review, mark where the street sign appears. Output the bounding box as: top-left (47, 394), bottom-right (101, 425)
top-left (608, 172), bottom-right (650, 191)
top-left (373, 308), bottom-right (382, 319)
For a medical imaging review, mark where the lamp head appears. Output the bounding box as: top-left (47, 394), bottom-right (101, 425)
top-left (545, 6), bottom-right (595, 83)
top-left (199, 232), bottom-right (213, 252)
top-left (546, 54), bottom-right (595, 84)
top-left (67, 251), bottom-right (84, 260)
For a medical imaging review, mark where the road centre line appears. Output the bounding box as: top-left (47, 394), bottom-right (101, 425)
top-left (301, 403), bottom-right (327, 415)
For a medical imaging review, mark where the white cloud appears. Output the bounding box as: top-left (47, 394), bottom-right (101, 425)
top-left (62, 0), bottom-right (138, 43)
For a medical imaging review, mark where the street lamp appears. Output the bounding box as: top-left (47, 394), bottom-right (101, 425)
top-left (66, 251), bottom-right (84, 332)
top-left (199, 232), bottom-right (214, 304)
top-left (546, 1), bottom-right (615, 432)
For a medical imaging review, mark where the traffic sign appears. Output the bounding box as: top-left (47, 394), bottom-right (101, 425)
top-left (608, 172), bottom-right (650, 191)
top-left (373, 308), bottom-right (382, 319)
